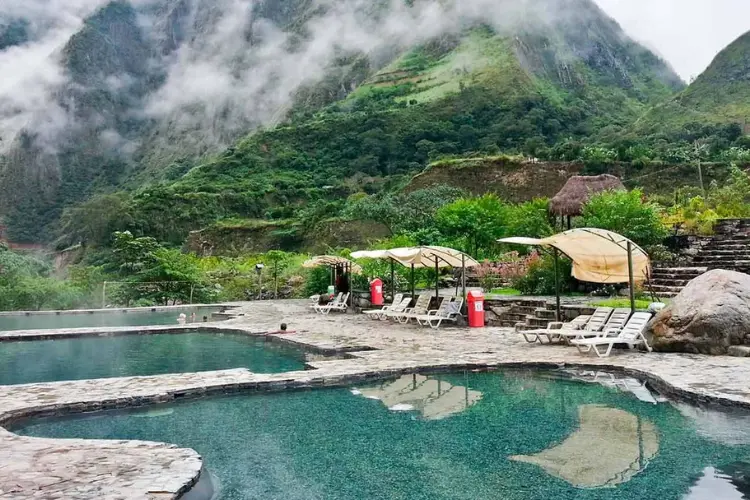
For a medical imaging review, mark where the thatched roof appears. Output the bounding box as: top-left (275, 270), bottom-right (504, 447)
top-left (549, 174), bottom-right (626, 217)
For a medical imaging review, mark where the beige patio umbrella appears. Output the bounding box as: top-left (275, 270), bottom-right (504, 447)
top-left (510, 405), bottom-right (659, 488)
top-left (303, 256), bottom-right (362, 307)
top-left (351, 246), bottom-right (479, 302)
top-left (499, 228), bottom-right (651, 318)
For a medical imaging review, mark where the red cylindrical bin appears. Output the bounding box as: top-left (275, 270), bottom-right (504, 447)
top-left (370, 278), bottom-right (384, 306)
top-left (467, 290), bottom-right (485, 328)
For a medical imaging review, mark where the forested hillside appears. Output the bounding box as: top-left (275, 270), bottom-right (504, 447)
top-left (1, 0), bottom-right (749, 253)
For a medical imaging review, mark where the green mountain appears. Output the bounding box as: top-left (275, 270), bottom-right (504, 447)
top-left (636, 30), bottom-right (750, 133)
top-left (0, 0), bottom-right (685, 246)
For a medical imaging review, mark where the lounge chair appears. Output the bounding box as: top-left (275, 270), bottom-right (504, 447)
top-left (313, 292), bottom-right (341, 313)
top-left (517, 315), bottom-right (591, 344)
top-left (417, 297), bottom-right (464, 329)
top-left (363, 293), bottom-right (405, 320)
top-left (571, 312), bottom-right (653, 357)
top-left (555, 308), bottom-right (630, 344)
top-left (316, 293), bottom-right (350, 315)
top-left (390, 293), bottom-right (432, 323)
top-left (380, 296), bottom-right (413, 320)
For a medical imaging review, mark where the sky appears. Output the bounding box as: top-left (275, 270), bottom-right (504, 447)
top-left (595, 0), bottom-right (750, 82)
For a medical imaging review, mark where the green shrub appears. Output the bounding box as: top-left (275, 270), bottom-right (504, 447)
top-left (512, 255), bottom-right (573, 296)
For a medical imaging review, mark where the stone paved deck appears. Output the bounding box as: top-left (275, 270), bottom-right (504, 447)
top-left (2, 300), bottom-right (750, 498)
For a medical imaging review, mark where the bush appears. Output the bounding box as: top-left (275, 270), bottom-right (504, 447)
top-left (513, 255), bottom-right (573, 296)
top-left (580, 189), bottom-right (669, 247)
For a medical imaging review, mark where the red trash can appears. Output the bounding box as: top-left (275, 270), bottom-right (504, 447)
top-left (370, 278), bottom-right (384, 306)
top-left (467, 290), bottom-right (485, 328)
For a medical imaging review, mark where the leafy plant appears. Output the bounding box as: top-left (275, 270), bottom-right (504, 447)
top-left (580, 189), bottom-right (669, 246)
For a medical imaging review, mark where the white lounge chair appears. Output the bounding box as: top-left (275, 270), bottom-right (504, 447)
top-left (556, 308), bottom-right (630, 344)
top-left (380, 296), bottom-right (413, 319)
top-left (517, 315), bottom-right (591, 344)
top-left (417, 297), bottom-right (464, 329)
top-left (571, 312), bottom-right (653, 357)
top-left (363, 293), bottom-right (405, 320)
top-left (313, 292), bottom-right (341, 313)
top-left (393, 293), bottom-right (433, 323)
top-left (316, 293), bottom-right (350, 315)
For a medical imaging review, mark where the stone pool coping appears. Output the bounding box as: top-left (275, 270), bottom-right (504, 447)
top-left (3, 300), bottom-right (750, 498)
top-left (0, 303), bottom-right (237, 317)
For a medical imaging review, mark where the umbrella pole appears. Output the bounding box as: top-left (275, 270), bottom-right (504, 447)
top-left (435, 256), bottom-right (439, 300)
top-left (461, 254), bottom-right (466, 313)
top-left (627, 241), bottom-right (635, 312)
top-left (553, 247), bottom-right (561, 322)
top-left (390, 259), bottom-right (395, 300)
top-left (411, 264), bottom-right (415, 298)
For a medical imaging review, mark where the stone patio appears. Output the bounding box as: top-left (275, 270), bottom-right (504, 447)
top-left (2, 300), bottom-right (750, 499)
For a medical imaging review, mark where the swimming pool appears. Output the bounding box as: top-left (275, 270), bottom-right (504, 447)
top-left (14, 369), bottom-right (750, 499)
top-left (0, 306), bottom-right (224, 331)
top-left (0, 331), bottom-right (307, 385)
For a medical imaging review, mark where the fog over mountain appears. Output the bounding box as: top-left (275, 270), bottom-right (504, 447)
top-left (595, 0), bottom-right (750, 81)
top-left (0, 0), bottom-right (689, 241)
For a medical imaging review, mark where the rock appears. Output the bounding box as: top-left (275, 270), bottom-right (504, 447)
top-left (648, 270), bottom-right (750, 354)
top-left (728, 346), bottom-right (750, 357)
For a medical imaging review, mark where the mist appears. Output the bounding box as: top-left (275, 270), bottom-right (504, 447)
top-left (594, 0), bottom-right (750, 81)
top-left (0, 0), bottom-right (682, 160)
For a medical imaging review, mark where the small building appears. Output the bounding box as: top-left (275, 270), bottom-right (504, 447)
top-left (550, 174), bottom-right (626, 229)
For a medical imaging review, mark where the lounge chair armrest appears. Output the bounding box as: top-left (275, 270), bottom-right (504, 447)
top-left (514, 322), bottom-right (526, 332)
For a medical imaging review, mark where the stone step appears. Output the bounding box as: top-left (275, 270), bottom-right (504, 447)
top-left (525, 316), bottom-right (550, 328)
top-left (647, 277), bottom-right (692, 285)
top-left (650, 268), bottom-right (707, 278)
top-left (534, 308), bottom-right (557, 320)
top-left (653, 291), bottom-right (678, 298)
top-left (693, 258), bottom-right (750, 265)
top-left (698, 251), bottom-right (750, 258)
top-left (499, 313), bottom-right (528, 322)
top-left (693, 255), bottom-right (750, 263)
top-left (648, 284), bottom-right (684, 293)
top-left (509, 306), bottom-right (538, 315)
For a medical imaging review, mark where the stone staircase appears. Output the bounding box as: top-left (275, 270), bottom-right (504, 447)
top-left (485, 297), bottom-right (595, 329)
top-left (648, 219), bottom-right (750, 298)
top-left (647, 267), bottom-right (708, 299)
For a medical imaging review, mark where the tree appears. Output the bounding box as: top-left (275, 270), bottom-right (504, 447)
top-left (436, 194), bottom-right (507, 257)
top-left (580, 189), bottom-right (668, 247)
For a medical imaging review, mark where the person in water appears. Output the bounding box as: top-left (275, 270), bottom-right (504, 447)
top-left (177, 313), bottom-right (187, 324)
top-left (190, 312), bottom-right (196, 322)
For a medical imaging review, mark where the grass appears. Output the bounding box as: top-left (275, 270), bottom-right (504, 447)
top-left (590, 298), bottom-right (658, 310)
top-left (487, 288), bottom-right (522, 297)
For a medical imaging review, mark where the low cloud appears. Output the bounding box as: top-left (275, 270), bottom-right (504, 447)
top-left (0, 0), bottom-right (694, 160)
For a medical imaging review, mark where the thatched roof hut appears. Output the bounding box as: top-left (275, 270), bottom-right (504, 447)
top-left (549, 174), bottom-right (626, 217)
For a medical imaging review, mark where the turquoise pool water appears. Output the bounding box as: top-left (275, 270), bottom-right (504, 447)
top-left (14, 370), bottom-right (750, 499)
top-left (0, 306), bottom-right (222, 331)
top-left (0, 332), bottom-right (307, 385)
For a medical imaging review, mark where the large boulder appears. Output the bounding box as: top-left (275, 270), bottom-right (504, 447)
top-left (648, 270), bottom-right (750, 354)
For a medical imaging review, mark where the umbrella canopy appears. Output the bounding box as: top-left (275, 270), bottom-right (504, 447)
top-left (351, 246), bottom-right (479, 301)
top-left (499, 228), bottom-right (650, 284)
top-left (351, 246), bottom-right (480, 269)
top-left (302, 255), bottom-right (362, 274)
